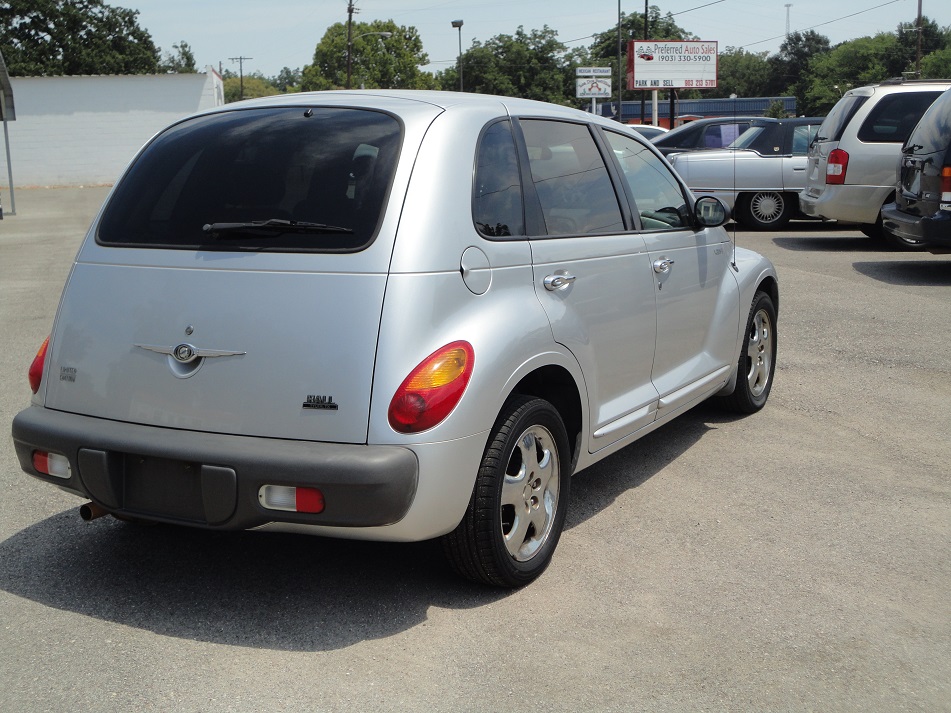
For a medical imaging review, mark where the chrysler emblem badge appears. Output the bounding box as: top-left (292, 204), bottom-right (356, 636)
top-left (134, 342), bottom-right (246, 362)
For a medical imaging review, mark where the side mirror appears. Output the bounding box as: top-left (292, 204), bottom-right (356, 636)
top-left (694, 196), bottom-right (730, 227)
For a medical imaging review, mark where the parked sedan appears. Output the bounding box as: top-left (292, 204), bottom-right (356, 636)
top-left (667, 117), bottom-right (824, 229)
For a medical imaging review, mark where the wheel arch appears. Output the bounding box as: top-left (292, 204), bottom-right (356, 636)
top-left (505, 363), bottom-right (584, 471)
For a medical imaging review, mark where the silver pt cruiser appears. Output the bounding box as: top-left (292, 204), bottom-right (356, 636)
top-left (12, 91), bottom-right (778, 587)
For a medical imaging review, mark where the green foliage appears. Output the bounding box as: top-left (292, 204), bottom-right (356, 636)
top-left (0, 0), bottom-right (161, 75)
top-left (438, 26), bottom-right (569, 103)
top-left (271, 66), bottom-right (303, 92)
top-left (763, 100), bottom-right (788, 118)
top-left (920, 47), bottom-right (951, 78)
top-left (223, 73), bottom-right (280, 103)
top-left (710, 47), bottom-right (771, 99)
top-left (301, 20), bottom-right (434, 91)
top-left (158, 41), bottom-right (196, 74)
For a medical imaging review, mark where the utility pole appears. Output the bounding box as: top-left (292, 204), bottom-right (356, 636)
top-left (229, 56), bottom-right (252, 100)
top-left (785, 4), bottom-right (792, 36)
top-left (916, 0), bottom-right (923, 77)
top-left (346, 0), bottom-right (358, 89)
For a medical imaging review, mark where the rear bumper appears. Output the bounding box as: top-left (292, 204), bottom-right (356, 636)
top-left (800, 184), bottom-right (892, 224)
top-left (881, 203), bottom-right (951, 244)
top-left (12, 406), bottom-right (418, 530)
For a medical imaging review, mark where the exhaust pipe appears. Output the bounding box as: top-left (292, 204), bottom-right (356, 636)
top-left (79, 501), bottom-right (109, 521)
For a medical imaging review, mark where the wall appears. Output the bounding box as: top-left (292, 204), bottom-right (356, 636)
top-left (1, 68), bottom-right (224, 188)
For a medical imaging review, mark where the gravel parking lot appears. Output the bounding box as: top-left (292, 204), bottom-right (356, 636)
top-left (1, 187), bottom-right (948, 712)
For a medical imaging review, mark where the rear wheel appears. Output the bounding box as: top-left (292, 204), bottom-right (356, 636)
top-left (738, 192), bottom-right (794, 230)
top-left (443, 396), bottom-right (570, 588)
top-left (719, 291), bottom-right (777, 414)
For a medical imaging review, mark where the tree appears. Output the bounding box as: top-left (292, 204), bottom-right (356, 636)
top-left (438, 26), bottom-right (569, 103)
top-left (301, 20), bottom-right (435, 91)
top-left (158, 40), bottom-right (196, 73)
top-left (711, 47), bottom-right (771, 99)
top-left (271, 66), bottom-right (302, 92)
top-left (0, 0), bottom-right (160, 75)
top-left (920, 47), bottom-right (951, 78)
top-left (223, 72), bottom-right (280, 103)
top-left (766, 30), bottom-right (831, 111)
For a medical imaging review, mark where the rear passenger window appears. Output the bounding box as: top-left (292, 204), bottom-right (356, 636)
top-left (604, 131), bottom-right (689, 231)
top-left (519, 119), bottom-right (624, 236)
top-left (857, 92), bottom-right (943, 144)
top-left (473, 121), bottom-right (524, 237)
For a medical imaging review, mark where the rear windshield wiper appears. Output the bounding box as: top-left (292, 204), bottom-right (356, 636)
top-left (202, 218), bottom-right (353, 237)
top-left (902, 143), bottom-right (923, 154)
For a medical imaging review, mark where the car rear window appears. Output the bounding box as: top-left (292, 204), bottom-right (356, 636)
top-left (856, 91), bottom-right (944, 144)
top-left (98, 107), bottom-right (402, 252)
top-left (905, 88), bottom-right (951, 154)
top-left (816, 95), bottom-right (868, 142)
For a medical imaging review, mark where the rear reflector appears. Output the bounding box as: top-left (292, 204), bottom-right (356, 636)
top-left (258, 485), bottom-right (325, 514)
top-left (32, 450), bottom-right (71, 479)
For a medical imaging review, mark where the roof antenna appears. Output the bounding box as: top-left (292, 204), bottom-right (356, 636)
top-left (730, 92), bottom-right (739, 272)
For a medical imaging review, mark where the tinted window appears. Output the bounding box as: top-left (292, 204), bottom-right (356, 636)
top-left (98, 107), bottom-right (402, 252)
top-left (817, 95), bottom-right (869, 142)
top-left (520, 120), bottom-right (624, 236)
top-left (473, 121), bottom-right (524, 237)
top-left (857, 91), bottom-right (943, 144)
top-left (905, 88), bottom-right (951, 154)
top-left (604, 131), bottom-right (689, 231)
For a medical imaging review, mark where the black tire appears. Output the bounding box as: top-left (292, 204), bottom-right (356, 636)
top-left (719, 291), bottom-right (777, 414)
top-left (738, 191), bottom-right (793, 230)
top-left (442, 396), bottom-right (571, 588)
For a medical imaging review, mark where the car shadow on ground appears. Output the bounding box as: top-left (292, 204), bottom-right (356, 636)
top-left (770, 234), bottom-right (880, 252)
top-left (852, 259), bottom-right (951, 286)
top-left (0, 404), bottom-right (727, 652)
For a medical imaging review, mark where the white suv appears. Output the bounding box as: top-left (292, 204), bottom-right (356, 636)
top-left (800, 79), bottom-right (951, 249)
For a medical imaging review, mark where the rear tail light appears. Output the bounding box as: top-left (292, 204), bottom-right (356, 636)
top-left (941, 165), bottom-right (951, 202)
top-left (32, 450), bottom-right (72, 479)
top-left (258, 485), bottom-right (325, 514)
top-left (388, 341), bottom-right (475, 434)
top-left (826, 148), bottom-right (849, 185)
top-left (28, 336), bottom-right (50, 394)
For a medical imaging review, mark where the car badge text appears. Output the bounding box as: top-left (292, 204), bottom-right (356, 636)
top-left (303, 395), bottom-right (339, 411)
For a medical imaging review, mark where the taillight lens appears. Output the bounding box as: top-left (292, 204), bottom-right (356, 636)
top-left (941, 165), bottom-right (951, 202)
top-left (388, 341), bottom-right (475, 434)
top-left (826, 149), bottom-right (849, 185)
top-left (28, 336), bottom-right (50, 394)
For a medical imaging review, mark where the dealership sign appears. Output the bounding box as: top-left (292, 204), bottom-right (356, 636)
top-left (627, 40), bottom-right (718, 90)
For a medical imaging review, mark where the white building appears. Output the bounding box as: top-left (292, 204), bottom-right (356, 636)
top-left (1, 67), bottom-right (224, 188)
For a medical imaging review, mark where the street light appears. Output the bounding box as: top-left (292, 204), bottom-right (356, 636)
top-left (451, 19), bottom-right (464, 92)
top-left (346, 31), bottom-right (392, 89)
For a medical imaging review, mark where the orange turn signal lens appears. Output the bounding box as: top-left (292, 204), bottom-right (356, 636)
top-left (29, 336), bottom-right (50, 394)
top-left (388, 341), bottom-right (474, 434)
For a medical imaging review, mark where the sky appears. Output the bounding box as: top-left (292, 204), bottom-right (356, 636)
top-left (127, 0), bottom-right (951, 79)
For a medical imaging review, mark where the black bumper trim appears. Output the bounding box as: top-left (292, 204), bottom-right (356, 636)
top-left (12, 407), bottom-right (418, 529)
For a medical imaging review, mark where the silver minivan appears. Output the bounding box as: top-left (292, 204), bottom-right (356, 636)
top-left (800, 79), bottom-right (951, 249)
top-left (12, 91), bottom-right (778, 587)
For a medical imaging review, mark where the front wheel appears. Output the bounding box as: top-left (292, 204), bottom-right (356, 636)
top-left (719, 291), bottom-right (777, 414)
top-left (738, 192), bottom-right (793, 230)
top-left (442, 396), bottom-right (571, 588)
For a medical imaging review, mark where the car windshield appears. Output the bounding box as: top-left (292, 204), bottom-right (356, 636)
top-left (98, 107), bottom-right (402, 252)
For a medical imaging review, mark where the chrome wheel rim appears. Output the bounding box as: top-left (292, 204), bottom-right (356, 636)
top-left (500, 425), bottom-right (560, 562)
top-left (746, 308), bottom-right (773, 397)
top-left (750, 192), bottom-right (784, 224)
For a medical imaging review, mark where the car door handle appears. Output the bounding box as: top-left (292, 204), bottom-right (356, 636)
top-left (652, 258), bottom-right (675, 274)
top-left (544, 272), bottom-right (577, 291)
